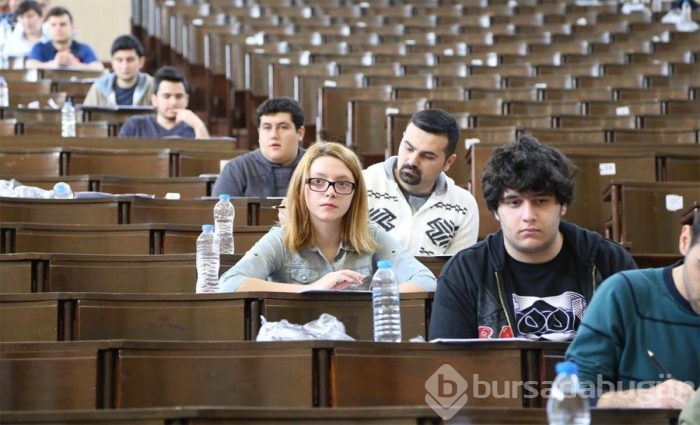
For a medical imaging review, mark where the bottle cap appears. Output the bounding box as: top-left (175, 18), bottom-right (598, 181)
top-left (202, 224), bottom-right (214, 232)
top-left (377, 260), bottom-right (392, 269)
top-left (219, 194), bottom-right (230, 201)
top-left (555, 361), bottom-right (578, 375)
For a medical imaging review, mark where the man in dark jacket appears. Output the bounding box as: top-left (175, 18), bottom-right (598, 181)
top-left (429, 134), bottom-right (637, 341)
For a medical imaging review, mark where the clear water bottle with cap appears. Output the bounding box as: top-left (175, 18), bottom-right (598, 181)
top-left (0, 76), bottom-right (9, 107)
top-left (61, 100), bottom-right (76, 137)
top-left (547, 361), bottom-right (591, 425)
top-left (52, 182), bottom-right (73, 199)
top-left (372, 260), bottom-right (402, 342)
top-left (195, 224), bottom-right (220, 293)
top-left (213, 194), bottom-right (235, 254)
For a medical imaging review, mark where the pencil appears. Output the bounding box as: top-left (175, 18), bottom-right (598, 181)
top-left (647, 349), bottom-right (673, 378)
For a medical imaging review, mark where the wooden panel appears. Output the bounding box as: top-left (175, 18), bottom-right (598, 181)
top-left (607, 181), bottom-right (700, 253)
top-left (0, 348), bottom-right (98, 410)
top-left (128, 198), bottom-right (226, 225)
top-left (0, 149), bottom-right (62, 177)
top-left (566, 153), bottom-right (657, 235)
top-left (258, 293), bottom-right (428, 341)
top-left (158, 224), bottom-right (268, 254)
top-left (0, 298), bottom-right (59, 341)
top-left (114, 346), bottom-right (315, 407)
top-left (0, 405), bottom-right (682, 424)
top-left (347, 98), bottom-right (427, 161)
top-left (0, 198), bottom-right (124, 225)
top-left (66, 149), bottom-right (172, 178)
top-left (97, 176), bottom-right (215, 199)
top-left (0, 256), bottom-right (35, 293)
top-left (318, 85), bottom-right (393, 143)
top-left (8, 224), bottom-right (153, 255)
top-left (74, 296), bottom-right (246, 341)
top-left (332, 345), bottom-right (523, 407)
top-left (46, 253), bottom-right (241, 293)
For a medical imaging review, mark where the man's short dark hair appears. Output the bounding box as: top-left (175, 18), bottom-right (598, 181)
top-left (409, 108), bottom-right (460, 157)
top-left (256, 97), bottom-right (304, 130)
top-left (111, 34), bottom-right (145, 57)
top-left (481, 133), bottom-right (576, 212)
top-left (15, 0), bottom-right (42, 17)
top-left (153, 65), bottom-right (188, 94)
top-left (45, 6), bottom-right (71, 23)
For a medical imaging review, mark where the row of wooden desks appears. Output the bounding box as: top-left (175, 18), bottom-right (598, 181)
top-left (0, 291), bottom-right (432, 342)
top-left (0, 196), bottom-right (282, 226)
top-left (0, 339), bottom-right (566, 411)
top-left (0, 405), bottom-right (681, 424)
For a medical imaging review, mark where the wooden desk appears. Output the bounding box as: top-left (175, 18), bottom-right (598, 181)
top-left (0, 223), bottom-right (270, 255)
top-left (0, 340), bottom-right (568, 411)
top-left (0, 293), bottom-right (248, 342)
top-left (0, 197), bottom-right (128, 225)
top-left (0, 406), bottom-right (682, 424)
top-left (604, 181), bottom-right (700, 253)
top-left (0, 291), bottom-right (430, 342)
top-left (247, 291), bottom-right (431, 341)
top-left (0, 253), bottom-right (241, 294)
top-left (80, 106), bottom-right (155, 136)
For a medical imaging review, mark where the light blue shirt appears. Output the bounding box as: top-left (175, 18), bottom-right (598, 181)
top-left (219, 224), bottom-right (436, 292)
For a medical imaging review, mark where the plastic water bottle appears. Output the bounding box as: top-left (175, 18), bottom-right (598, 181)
top-left (52, 182), bottom-right (73, 199)
top-left (547, 362), bottom-right (591, 425)
top-left (61, 100), bottom-right (76, 137)
top-left (195, 224), bottom-right (220, 293)
top-left (213, 194), bottom-right (235, 254)
top-left (372, 260), bottom-right (402, 342)
top-left (0, 76), bottom-right (8, 107)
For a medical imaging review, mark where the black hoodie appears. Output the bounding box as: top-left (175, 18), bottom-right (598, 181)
top-left (429, 221), bottom-right (638, 339)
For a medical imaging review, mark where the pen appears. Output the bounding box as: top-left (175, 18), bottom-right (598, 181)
top-left (272, 205), bottom-right (286, 209)
top-left (647, 349), bottom-right (673, 378)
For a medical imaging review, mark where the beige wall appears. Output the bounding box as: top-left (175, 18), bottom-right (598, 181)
top-left (50, 0), bottom-right (131, 61)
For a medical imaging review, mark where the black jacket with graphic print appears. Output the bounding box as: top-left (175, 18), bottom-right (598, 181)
top-left (428, 221), bottom-right (638, 339)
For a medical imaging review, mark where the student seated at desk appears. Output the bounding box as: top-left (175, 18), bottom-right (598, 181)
top-left (82, 34), bottom-right (153, 107)
top-left (24, 6), bottom-right (103, 70)
top-left (1, 0), bottom-right (48, 62)
top-left (118, 65), bottom-right (209, 139)
top-left (566, 213), bottom-right (700, 408)
top-left (429, 135), bottom-right (637, 340)
top-left (216, 141), bottom-right (436, 293)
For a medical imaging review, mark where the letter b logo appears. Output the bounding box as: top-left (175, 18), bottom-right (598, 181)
top-left (425, 364), bottom-right (469, 420)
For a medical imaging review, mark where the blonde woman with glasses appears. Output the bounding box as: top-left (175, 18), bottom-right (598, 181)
top-left (218, 141), bottom-right (436, 293)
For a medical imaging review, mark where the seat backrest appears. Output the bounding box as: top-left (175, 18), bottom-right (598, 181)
top-left (66, 149), bottom-right (172, 178)
top-left (0, 148), bottom-right (62, 177)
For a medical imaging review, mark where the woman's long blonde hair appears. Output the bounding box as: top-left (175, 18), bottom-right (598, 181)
top-left (283, 141), bottom-right (378, 253)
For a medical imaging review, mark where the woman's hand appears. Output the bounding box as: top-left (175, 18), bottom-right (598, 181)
top-left (306, 270), bottom-right (366, 291)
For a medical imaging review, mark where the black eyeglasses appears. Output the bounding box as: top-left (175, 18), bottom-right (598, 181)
top-left (306, 178), bottom-right (356, 195)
